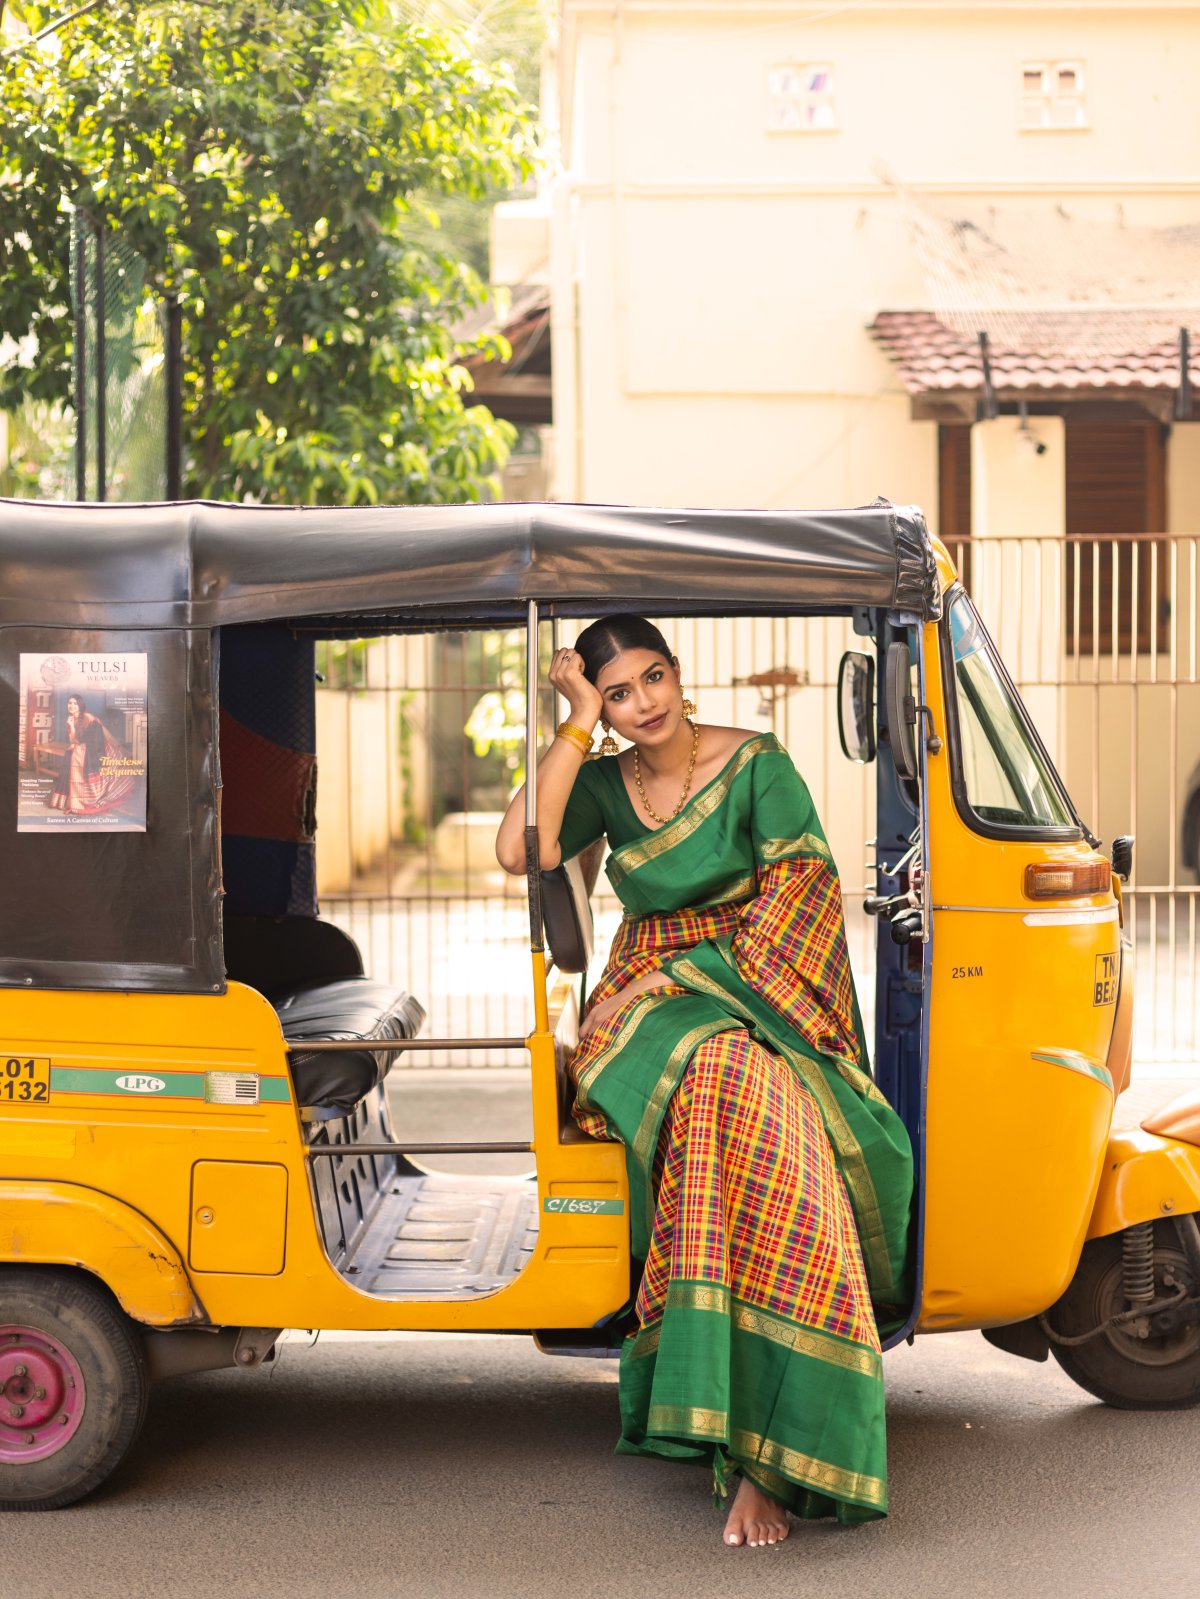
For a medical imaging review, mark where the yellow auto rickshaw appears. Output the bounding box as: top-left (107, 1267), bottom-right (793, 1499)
top-left (0, 496), bottom-right (1195, 1511)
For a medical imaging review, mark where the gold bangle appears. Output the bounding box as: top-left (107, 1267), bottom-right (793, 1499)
top-left (556, 720), bottom-right (594, 755)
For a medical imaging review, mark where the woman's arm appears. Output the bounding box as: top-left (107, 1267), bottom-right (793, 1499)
top-left (495, 650), bottom-right (603, 876)
top-left (577, 968), bottom-right (675, 1039)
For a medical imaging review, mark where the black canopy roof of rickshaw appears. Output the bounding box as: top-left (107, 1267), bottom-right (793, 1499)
top-left (0, 497), bottom-right (941, 630)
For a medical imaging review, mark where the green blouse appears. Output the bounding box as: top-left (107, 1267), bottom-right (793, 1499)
top-left (556, 753), bottom-right (652, 859)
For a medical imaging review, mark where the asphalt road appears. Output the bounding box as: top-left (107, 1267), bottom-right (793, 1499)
top-left (4, 1325), bottom-right (1198, 1599)
top-left (6, 1066), bottom-right (1197, 1599)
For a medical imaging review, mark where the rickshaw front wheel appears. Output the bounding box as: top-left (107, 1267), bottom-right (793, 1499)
top-left (0, 1268), bottom-right (148, 1510)
top-left (1048, 1225), bottom-right (1200, 1410)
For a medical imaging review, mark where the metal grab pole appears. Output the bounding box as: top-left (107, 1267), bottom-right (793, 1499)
top-left (95, 224), bottom-right (106, 502)
top-left (524, 598), bottom-right (549, 1031)
top-left (73, 219), bottom-right (86, 501)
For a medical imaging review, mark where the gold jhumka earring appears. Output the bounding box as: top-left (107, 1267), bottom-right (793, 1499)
top-left (597, 719), bottom-right (620, 757)
top-left (682, 696), bottom-right (697, 720)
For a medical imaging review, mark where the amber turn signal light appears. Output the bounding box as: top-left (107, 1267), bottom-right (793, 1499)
top-left (1024, 860), bottom-right (1112, 900)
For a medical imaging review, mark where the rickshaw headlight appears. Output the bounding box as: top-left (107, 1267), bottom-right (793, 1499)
top-left (1024, 861), bottom-right (1112, 900)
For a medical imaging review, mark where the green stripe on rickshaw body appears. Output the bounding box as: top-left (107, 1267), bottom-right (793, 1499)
top-left (51, 1066), bottom-right (207, 1099)
top-left (49, 1066), bottom-right (292, 1104)
top-left (1031, 1050), bottom-right (1113, 1092)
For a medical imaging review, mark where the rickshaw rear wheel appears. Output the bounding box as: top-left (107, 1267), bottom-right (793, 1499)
top-left (1048, 1226), bottom-right (1200, 1409)
top-left (0, 1268), bottom-right (148, 1510)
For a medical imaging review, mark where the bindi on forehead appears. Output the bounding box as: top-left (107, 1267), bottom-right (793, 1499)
top-left (596, 653), bottom-right (671, 694)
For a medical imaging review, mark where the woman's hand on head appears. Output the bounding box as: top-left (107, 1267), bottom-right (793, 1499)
top-left (549, 648), bottom-right (603, 729)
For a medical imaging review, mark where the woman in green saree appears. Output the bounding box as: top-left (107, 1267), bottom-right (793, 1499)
top-left (496, 615), bottom-right (912, 1548)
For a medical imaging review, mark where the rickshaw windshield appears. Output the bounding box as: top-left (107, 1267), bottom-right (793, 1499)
top-left (948, 593), bottom-right (1073, 830)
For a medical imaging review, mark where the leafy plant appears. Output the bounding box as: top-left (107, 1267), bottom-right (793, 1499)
top-left (0, 0), bottom-right (539, 503)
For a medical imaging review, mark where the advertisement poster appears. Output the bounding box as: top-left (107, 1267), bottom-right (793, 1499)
top-left (17, 653), bottom-right (148, 833)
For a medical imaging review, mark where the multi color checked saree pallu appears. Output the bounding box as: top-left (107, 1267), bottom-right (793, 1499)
top-left (558, 732), bottom-right (914, 1523)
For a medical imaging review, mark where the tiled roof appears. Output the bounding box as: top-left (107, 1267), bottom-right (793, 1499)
top-left (458, 287), bottom-right (551, 425)
top-left (869, 310), bottom-right (1200, 394)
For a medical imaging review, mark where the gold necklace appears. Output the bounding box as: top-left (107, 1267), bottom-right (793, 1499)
top-left (633, 718), bottom-right (700, 824)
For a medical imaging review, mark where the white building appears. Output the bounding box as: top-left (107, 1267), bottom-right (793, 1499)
top-left (488, 0), bottom-right (1200, 888)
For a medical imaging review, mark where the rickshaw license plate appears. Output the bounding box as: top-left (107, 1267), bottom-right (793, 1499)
top-left (1, 1056), bottom-right (50, 1103)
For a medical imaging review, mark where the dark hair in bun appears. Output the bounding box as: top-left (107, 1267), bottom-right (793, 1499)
top-left (573, 614), bottom-right (674, 685)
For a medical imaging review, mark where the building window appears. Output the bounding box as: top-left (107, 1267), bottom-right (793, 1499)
top-left (767, 63), bottom-right (836, 132)
top-left (1021, 61), bottom-right (1087, 129)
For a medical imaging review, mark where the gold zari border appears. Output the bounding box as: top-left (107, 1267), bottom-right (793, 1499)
top-left (608, 735), bottom-right (778, 884)
top-left (625, 1295), bottom-right (879, 1379)
top-left (631, 1019), bottom-right (733, 1228)
top-left (696, 873), bottom-right (758, 909)
top-left (573, 994), bottom-right (661, 1102)
top-left (635, 1404), bottom-right (888, 1509)
top-left (759, 832), bottom-right (830, 862)
top-left (732, 1304), bottom-right (880, 1377)
top-left (647, 1404), bottom-right (728, 1440)
top-left (631, 1019), bottom-right (732, 1175)
top-left (626, 1323), bottom-right (661, 1360)
top-left (741, 1459), bottom-right (795, 1503)
top-left (731, 1428), bottom-right (887, 1509)
top-left (668, 1281), bottom-right (731, 1316)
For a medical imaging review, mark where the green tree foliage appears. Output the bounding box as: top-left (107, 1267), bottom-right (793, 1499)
top-left (0, 0), bottom-right (538, 503)
top-left (397, 0), bottom-right (552, 277)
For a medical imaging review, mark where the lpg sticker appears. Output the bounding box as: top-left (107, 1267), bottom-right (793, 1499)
top-left (543, 1197), bottom-right (625, 1215)
top-left (50, 1066), bottom-right (207, 1098)
top-left (1094, 952), bottom-right (1119, 1006)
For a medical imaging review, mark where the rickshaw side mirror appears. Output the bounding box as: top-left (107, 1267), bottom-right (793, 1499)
top-left (1111, 835), bottom-right (1134, 881)
top-left (836, 651), bottom-right (876, 764)
top-left (885, 641), bottom-right (918, 781)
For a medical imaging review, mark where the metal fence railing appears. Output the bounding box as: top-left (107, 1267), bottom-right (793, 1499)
top-left (317, 615), bottom-right (874, 1065)
top-left (316, 538), bottom-right (1199, 1066)
top-left (944, 532), bottom-right (1199, 1064)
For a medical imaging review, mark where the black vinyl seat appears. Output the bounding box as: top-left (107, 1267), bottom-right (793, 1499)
top-left (274, 977), bottom-right (425, 1115)
top-left (540, 853), bottom-right (595, 974)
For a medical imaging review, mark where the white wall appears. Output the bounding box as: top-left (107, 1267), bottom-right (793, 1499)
top-left (547, 2), bottom-right (1200, 513)
top-left (525, 1), bottom-right (1200, 891)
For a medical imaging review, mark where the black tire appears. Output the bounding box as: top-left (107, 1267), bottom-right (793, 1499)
top-left (1048, 1225), bottom-right (1200, 1409)
top-left (0, 1268), bottom-right (148, 1510)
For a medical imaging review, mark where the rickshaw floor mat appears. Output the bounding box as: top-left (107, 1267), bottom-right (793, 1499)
top-left (343, 1173), bottom-right (538, 1299)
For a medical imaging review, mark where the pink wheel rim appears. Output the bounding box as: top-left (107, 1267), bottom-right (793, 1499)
top-left (0, 1325), bottom-right (87, 1463)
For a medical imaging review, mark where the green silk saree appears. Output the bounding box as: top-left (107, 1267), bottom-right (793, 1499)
top-left (560, 733), bottom-right (913, 1522)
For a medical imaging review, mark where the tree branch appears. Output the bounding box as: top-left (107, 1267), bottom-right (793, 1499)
top-left (34, 0), bottom-right (105, 41)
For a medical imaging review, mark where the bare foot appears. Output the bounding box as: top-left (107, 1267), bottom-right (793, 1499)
top-left (723, 1474), bottom-right (790, 1547)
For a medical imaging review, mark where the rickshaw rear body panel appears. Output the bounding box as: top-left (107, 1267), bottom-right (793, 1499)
top-left (0, 975), bottom-right (631, 1332)
top-left (0, 1179), bottom-right (204, 1326)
